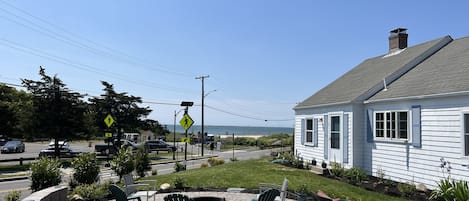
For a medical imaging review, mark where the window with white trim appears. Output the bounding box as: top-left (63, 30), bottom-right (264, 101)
top-left (464, 114), bottom-right (469, 156)
top-left (375, 111), bottom-right (409, 140)
top-left (305, 119), bottom-right (313, 143)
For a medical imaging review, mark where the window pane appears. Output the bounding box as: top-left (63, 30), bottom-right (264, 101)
top-left (331, 132), bottom-right (340, 149)
top-left (465, 114), bottom-right (469, 133)
top-left (330, 116), bottom-right (340, 149)
top-left (465, 135), bottom-right (469, 156)
top-left (375, 112), bottom-right (384, 138)
top-left (331, 116), bottom-right (340, 132)
top-left (398, 112), bottom-right (408, 139)
top-left (306, 131), bottom-right (313, 143)
top-left (307, 119), bottom-right (313, 130)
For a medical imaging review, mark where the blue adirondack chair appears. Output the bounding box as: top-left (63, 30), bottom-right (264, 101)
top-left (163, 193), bottom-right (194, 201)
top-left (109, 184), bottom-right (142, 201)
top-left (252, 188), bottom-right (281, 201)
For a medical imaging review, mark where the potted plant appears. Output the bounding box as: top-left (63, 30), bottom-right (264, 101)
top-left (311, 158), bottom-right (317, 166)
top-left (321, 161), bottom-right (327, 169)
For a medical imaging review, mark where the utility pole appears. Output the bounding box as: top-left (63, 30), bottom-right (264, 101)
top-left (195, 75), bottom-right (209, 156)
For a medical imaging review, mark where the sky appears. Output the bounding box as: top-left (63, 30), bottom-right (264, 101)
top-left (0, 1), bottom-right (468, 128)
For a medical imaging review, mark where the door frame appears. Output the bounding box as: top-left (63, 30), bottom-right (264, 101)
top-left (328, 113), bottom-right (343, 163)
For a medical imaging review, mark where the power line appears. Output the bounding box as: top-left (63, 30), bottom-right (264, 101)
top-left (0, 0), bottom-right (193, 78)
top-left (0, 39), bottom-right (195, 93)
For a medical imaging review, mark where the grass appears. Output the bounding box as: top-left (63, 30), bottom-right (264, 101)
top-left (146, 158), bottom-right (407, 201)
top-left (0, 164), bottom-right (31, 172)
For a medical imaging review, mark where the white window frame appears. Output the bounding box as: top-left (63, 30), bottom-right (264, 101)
top-left (305, 118), bottom-right (314, 144)
top-left (374, 110), bottom-right (410, 141)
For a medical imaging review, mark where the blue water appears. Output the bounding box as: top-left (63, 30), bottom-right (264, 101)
top-left (165, 125), bottom-right (293, 136)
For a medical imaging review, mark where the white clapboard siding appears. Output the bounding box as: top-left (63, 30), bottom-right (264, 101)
top-left (365, 99), bottom-right (469, 190)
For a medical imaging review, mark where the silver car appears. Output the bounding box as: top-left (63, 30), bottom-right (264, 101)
top-left (1, 140), bottom-right (25, 153)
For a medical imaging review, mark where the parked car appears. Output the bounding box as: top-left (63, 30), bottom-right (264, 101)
top-left (94, 139), bottom-right (139, 155)
top-left (39, 146), bottom-right (81, 158)
top-left (1, 140), bottom-right (25, 153)
top-left (144, 140), bottom-right (176, 152)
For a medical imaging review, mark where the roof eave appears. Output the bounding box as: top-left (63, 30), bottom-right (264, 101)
top-left (364, 90), bottom-right (469, 104)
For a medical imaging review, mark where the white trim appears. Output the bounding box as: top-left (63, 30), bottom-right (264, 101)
top-left (373, 109), bottom-right (411, 142)
top-left (294, 101), bottom-right (351, 110)
top-left (364, 90), bottom-right (469, 104)
top-left (328, 113), bottom-right (343, 162)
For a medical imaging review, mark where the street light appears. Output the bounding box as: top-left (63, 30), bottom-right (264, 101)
top-left (173, 109), bottom-right (185, 160)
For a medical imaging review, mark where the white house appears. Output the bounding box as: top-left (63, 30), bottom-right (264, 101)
top-left (294, 28), bottom-right (469, 189)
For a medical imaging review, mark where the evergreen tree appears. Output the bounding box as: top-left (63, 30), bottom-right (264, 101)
top-left (22, 67), bottom-right (87, 157)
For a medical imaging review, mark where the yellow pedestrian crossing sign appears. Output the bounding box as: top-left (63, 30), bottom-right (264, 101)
top-left (179, 114), bottom-right (194, 130)
top-left (104, 114), bottom-right (115, 128)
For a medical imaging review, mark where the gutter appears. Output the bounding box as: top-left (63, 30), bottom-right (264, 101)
top-left (364, 90), bottom-right (469, 104)
top-left (293, 101), bottom-right (351, 110)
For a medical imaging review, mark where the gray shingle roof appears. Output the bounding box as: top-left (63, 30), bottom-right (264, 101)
top-left (294, 36), bottom-right (452, 109)
top-left (369, 36), bottom-right (469, 102)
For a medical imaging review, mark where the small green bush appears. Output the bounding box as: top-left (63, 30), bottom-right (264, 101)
top-left (174, 162), bottom-right (186, 172)
top-left (173, 176), bottom-right (186, 189)
top-left (4, 190), bottom-right (21, 201)
top-left (134, 148), bottom-right (151, 177)
top-left (207, 158), bottom-right (225, 166)
top-left (430, 178), bottom-right (469, 201)
top-left (200, 162), bottom-right (209, 168)
top-left (72, 183), bottom-right (108, 200)
top-left (111, 147), bottom-right (135, 181)
top-left (397, 182), bottom-right (416, 197)
top-left (72, 153), bottom-right (99, 185)
top-left (345, 167), bottom-right (367, 183)
top-left (30, 157), bottom-right (61, 192)
top-left (331, 163), bottom-right (345, 178)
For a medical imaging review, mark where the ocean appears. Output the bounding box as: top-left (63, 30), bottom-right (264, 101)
top-left (166, 125), bottom-right (293, 136)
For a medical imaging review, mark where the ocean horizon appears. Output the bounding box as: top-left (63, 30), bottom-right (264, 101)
top-left (165, 124), bottom-right (293, 136)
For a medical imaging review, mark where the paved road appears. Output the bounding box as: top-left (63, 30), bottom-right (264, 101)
top-left (0, 142), bottom-right (288, 199)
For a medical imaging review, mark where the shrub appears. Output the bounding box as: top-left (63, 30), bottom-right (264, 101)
top-left (174, 162), bottom-right (186, 172)
top-left (397, 182), bottom-right (416, 197)
top-left (134, 147), bottom-right (151, 177)
top-left (72, 153), bottom-right (99, 185)
top-left (207, 158), bottom-right (225, 166)
top-left (30, 157), bottom-right (61, 192)
top-left (111, 147), bottom-right (135, 181)
top-left (331, 163), bottom-right (345, 178)
top-left (376, 168), bottom-right (385, 183)
top-left (345, 167), bottom-right (367, 183)
top-left (4, 190), bottom-right (21, 201)
top-left (173, 176), bottom-right (186, 189)
top-left (200, 162), bottom-right (209, 168)
top-left (72, 183), bottom-right (108, 200)
top-left (430, 178), bottom-right (469, 201)
top-left (151, 169), bottom-right (158, 176)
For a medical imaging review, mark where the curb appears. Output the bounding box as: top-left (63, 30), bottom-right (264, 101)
top-left (151, 155), bottom-right (217, 165)
top-left (0, 176), bottom-right (29, 182)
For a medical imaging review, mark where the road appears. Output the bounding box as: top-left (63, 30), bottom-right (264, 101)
top-left (0, 141), bottom-right (288, 199)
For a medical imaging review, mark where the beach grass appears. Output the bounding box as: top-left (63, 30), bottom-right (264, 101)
top-left (146, 158), bottom-right (407, 201)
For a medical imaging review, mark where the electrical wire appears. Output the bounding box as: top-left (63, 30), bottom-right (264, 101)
top-left (0, 0), bottom-right (193, 77)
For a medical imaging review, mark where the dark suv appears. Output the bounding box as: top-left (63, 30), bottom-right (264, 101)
top-left (144, 140), bottom-right (176, 152)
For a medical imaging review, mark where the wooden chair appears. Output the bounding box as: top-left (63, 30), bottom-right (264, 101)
top-left (123, 173), bottom-right (158, 201)
top-left (109, 184), bottom-right (142, 201)
top-left (163, 193), bottom-right (194, 201)
top-left (252, 189), bottom-right (280, 201)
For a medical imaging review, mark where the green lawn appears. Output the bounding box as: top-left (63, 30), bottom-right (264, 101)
top-left (146, 158), bottom-right (408, 201)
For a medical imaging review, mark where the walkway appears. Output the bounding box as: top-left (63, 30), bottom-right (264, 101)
top-left (145, 191), bottom-right (296, 201)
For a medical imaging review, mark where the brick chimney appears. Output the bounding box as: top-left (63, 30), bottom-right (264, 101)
top-left (389, 28), bottom-right (408, 51)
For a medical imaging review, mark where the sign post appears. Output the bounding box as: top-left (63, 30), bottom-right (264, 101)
top-left (179, 101), bottom-right (194, 161)
top-left (104, 114), bottom-right (115, 166)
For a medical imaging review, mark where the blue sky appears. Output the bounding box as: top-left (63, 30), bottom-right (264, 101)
top-left (0, 0), bottom-right (468, 128)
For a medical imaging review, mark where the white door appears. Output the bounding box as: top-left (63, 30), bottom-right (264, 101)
top-left (329, 115), bottom-right (342, 163)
